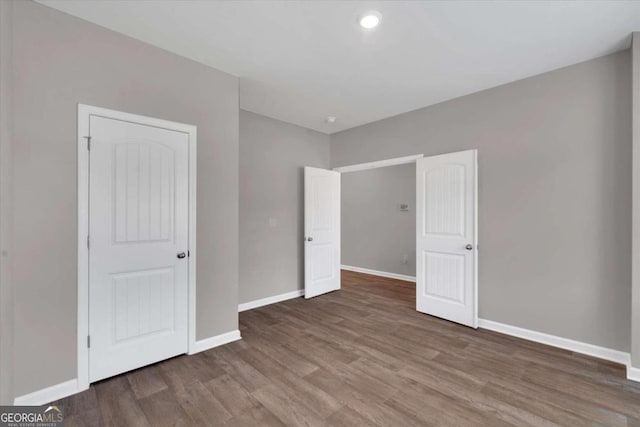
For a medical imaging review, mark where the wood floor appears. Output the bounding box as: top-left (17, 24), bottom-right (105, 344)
top-left (55, 270), bottom-right (640, 426)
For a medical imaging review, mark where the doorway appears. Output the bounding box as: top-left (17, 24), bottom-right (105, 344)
top-left (304, 151), bottom-right (478, 328)
top-left (341, 162), bottom-right (417, 282)
top-left (77, 105), bottom-right (197, 389)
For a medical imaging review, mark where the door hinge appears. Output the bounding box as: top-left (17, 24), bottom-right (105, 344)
top-left (83, 136), bottom-right (92, 150)
top-left (87, 235), bottom-right (90, 249)
top-left (188, 250), bottom-right (190, 257)
top-left (87, 335), bottom-right (90, 348)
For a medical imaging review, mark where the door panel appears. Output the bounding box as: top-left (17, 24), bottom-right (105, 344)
top-left (424, 251), bottom-right (465, 303)
top-left (311, 244), bottom-right (335, 281)
top-left (112, 267), bottom-right (175, 342)
top-left (89, 116), bottom-right (189, 382)
top-left (424, 164), bottom-right (465, 236)
top-left (304, 167), bottom-right (340, 299)
top-left (416, 150), bottom-right (477, 328)
top-left (113, 143), bottom-right (174, 243)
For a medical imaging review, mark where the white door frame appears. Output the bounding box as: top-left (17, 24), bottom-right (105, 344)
top-left (77, 104), bottom-right (197, 391)
top-left (333, 154), bottom-right (424, 174)
top-left (334, 151), bottom-right (478, 328)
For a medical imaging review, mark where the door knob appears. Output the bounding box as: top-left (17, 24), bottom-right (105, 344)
top-left (465, 244), bottom-right (473, 251)
top-left (307, 237), bottom-right (313, 242)
top-left (177, 252), bottom-right (186, 259)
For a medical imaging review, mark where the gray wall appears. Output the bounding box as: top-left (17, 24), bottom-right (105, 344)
top-left (8, 1), bottom-right (239, 398)
top-left (239, 110), bottom-right (330, 303)
top-left (0, 0), bottom-right (14, 405)
top-left (342, 164), bottom-right (416, 277)
top-left (331, 51), bottom-right (632, 352)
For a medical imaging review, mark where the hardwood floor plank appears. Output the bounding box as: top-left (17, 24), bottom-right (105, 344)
top-left (251, 384), bottom-right (329, 427)
top-left (303, 368), bottom-right (382, 406)
top-left (487, 376), bottom-right (630, 426)
top-left (522, 364), bottom-right (640, 418)
top-left (157, 353), bottom-right (223, 396)
top-left (222, 406), bottom-right (285, 427)
top-left (205, 374), bottom-right (262, 417)
top-left (94, 376), bottom-right (150, 427)
top-left (127, 365), bottom-right (168, 400)
top-left (384, 390), bottom-right (511, 427)
top-left (325, 406), bottom-right (375, 427)
top-left (231, 346), bottom-right (343, 419)
top-left (175, 380), bottom-right (232, 426)
top-left (183, 353), bottom-right (228, 383)
top-left (393, 366), bottom-right (552, 427)
top-left (241, 332), bottom-right (319, 377)
top-left (52, 269), bottom-right (639, 426)
top-left (62, 409), bottom-right (103, 427)
top-left (50, 386), bottom-right (99, 418)
top-left (137, 389), bottom-right (193, 427)
top-left (481, 381), bottom-right (607, 427)
top-left (203, 346), bottom-right (272, 393)
top-left (342, 393), bottom-right (426, 427)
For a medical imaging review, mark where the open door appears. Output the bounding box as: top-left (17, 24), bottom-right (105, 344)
top-left (304, 167), bottom-right (341, 299)
top-left (416, 150), bottom-right (478, 328)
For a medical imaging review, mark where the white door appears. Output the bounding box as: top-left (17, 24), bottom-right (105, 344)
top-left (416, 150), bottom-right (478, 328)
top-left (89, 116), bottom-right (189, 382)
top-left (304, 167), bottom-right (341, 299)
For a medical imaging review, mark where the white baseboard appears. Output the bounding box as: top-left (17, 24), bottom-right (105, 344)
top-left (341, 265), bottom-right (416, 282)
top-left (15, 331), bottom-right (242, 405)
top-left (627, 366), bottom-right (640, 382)
top-left (478, 318), bottom-right (632, 368)
top-left (13, 320), bottom-right (639, 405)
top-left (238, 289), bottom-right (304, 312)
top-left (188, 330), bottom-right (242, 355)
top-left (14, 378), bottom-right (80, 406)
top-left (339, 266), bottom-right (637, 382)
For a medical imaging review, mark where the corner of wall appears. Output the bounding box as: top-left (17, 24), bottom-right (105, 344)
top-left (0, 0), bottom-right (14, 405)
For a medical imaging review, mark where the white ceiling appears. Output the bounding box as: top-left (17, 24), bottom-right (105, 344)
top-left (38, 1), bottom-right (640, 134)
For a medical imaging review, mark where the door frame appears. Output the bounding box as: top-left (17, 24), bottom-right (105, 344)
top-left (76, 104), bottom-right (197, 391)
top-left (333, 154), bottom-right (424, 174)
top-left (334, 151), bottom-right (478, 328)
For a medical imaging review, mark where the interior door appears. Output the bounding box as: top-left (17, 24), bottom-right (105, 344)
top-left (416, 150), bottom-right (477, 328)
top-left (89, 115), bottom-right (189, 382)
top-left (304, 167), bottom-right (341, 299)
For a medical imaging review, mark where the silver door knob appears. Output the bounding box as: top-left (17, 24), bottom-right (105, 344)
top-left (465, 244), bottom-right (473, 251)
top-left (307, 237), bottom-right (313, 242)
top-left (177, 252), bottom-right (186, 259)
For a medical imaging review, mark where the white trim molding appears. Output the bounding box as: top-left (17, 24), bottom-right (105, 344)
top-left (238, 289), bottom-right (304, 312)
top-left (13, 379), bottom-right (80, 406)
top-left (333, 154), bottom-right (423, 174)
top-left (481, 319), bottom-right (640, 382)
top-left (77, 104), bottom-right (198, 390)
top-left (628, 366), bottom-right (640, 382)
top-left (341, 265), bottom-right (416, 283)
top-left (479, 319), bottom-right (632, 370)
top-left (188, 330), bottom-right (242, 355)
top-left (632, 31), bottom-right (640, 388)
top-left (18, 329), bottom-right (241, 404)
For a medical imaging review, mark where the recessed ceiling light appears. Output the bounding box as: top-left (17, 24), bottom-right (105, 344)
top-left (359, 11), bottom-right (381, 29)
top-left (326, 116), bottom-right (337, 124)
